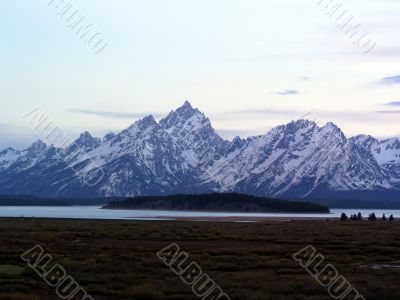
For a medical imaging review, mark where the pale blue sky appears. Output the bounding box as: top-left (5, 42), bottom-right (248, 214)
top-left (1, 0), bottom-right (400, 149)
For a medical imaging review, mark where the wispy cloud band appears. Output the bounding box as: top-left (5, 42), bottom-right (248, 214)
top-left (376, 110), bottom-right (400, 114)
top-left (383, 101), bottom-right (400, 106)
top-left (273, 90), bottom-right (299, 95)
top-left (380, 75), bottom-right (400, 85)
top-left (68, 108), bottom-right (163, 119)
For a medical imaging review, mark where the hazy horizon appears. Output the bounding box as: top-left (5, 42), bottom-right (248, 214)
top-left (2, 0), bottom-right (400, 149)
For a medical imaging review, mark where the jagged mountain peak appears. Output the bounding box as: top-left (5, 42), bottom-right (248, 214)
top-left (182, 100), bottom-right (193, 109)
top-left (139, 115), bottom-right (157, 126)
top-left (178, 100), bottom-right (196, 114)
top-left (267, 119), bottom-right (319, 140)
top-left (136, 115), bottom-right (159, 132)
top-left (14, 140), bottom-right (57, 166)
top-left (351, 134), bottom-right (376, 141)
top-left (225, 136), bottom-right (245, 154)
top-left (0, 147), bottom-right (21, 172)
top-left (160, 101), bottom-right (209, 130)
top-left (159, 101), bottom-right (224, 143)
top-left (323, 121), bottom-right (343, 131)
top-left (320, 121), bottom-right (347, 143)
top-left (350, 134), bottom-right (378, 148)
top-left (232, 136), bottom-right (243, 143)
top-left (80, 131), bottom-right (93, 139)
top-left (287, 119), bottom-right (318, 129)
top-left (64, 131), bottom-right (101, 159)
top-left (121, 115), bottom-right (159, 136)
top-left (26, 140), bottom-right (48, 152)
top-left (67, 131), bottom-right (101, 150)
top-left (1, 102), bottom-right (400, 200)
top-left (158, 101), bottom-right (227, 169)
top-left (0, 147), bottom-right (16, 155)
top-left (102, 132), bottom-right (116, 143)
top-left (381, 137), bottom-right (400, 148)
top-left (76, 131), bottom-right (100, 144)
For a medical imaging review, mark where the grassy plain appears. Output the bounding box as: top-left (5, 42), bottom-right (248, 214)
top-left (0, 218), bottom-right (399, 300)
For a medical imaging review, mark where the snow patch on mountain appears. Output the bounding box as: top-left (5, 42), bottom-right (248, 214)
top-left (1, 101), bottom-right (399, 199)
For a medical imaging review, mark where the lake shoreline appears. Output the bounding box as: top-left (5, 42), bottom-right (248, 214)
top-left (0, 215), bottom-right (333, 223)
top-left (0, 206), bottom-right (397, 222)
top-left (103, 206), bottom-right (331, 214)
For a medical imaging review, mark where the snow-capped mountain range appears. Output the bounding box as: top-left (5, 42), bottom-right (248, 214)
top-left (1, 101), bottom-right (400, 201)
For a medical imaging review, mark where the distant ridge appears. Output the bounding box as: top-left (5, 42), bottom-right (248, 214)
top-left (0, 195), bottom-right (106, 206)
top-left (0, 101), bottom-right (399, 204)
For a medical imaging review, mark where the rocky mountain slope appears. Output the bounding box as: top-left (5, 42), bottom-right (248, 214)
top-left (1, 101), bottom-right (399, 201)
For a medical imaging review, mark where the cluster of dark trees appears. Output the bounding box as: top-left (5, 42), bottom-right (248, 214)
top-left (104, 193), bottom-right (330, 213)
top-left (341, 212), bottom-right (395, 221)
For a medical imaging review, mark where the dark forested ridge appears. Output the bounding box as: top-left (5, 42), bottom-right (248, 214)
top-left (0, 195), bottom-right (108, 206)
top-left (103, 193), bottom-right (329, 213)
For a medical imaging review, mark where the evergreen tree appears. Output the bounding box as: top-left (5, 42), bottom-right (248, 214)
top-left (357, 212), bottom-right (363, 221)
top-left (368, 213), bottom-right (377, 221)
top-left (389, 215), bottom-right (395, 221)
top-left (340, 213), bottom-right (348, 221)
top-left (382, 214), bottom-right (387, 221)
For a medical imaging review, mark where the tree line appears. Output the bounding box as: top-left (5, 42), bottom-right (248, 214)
top-left (341, 212), bottom-right (395, 221)
top-left (104, 193), bottom-right (330, 213)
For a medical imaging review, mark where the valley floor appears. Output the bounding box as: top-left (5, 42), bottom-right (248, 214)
top-left (0, 218), bottom-right (399, 300)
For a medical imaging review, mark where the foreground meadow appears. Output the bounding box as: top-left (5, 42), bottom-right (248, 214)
top-left (0, 218), bottom-right (399, 300)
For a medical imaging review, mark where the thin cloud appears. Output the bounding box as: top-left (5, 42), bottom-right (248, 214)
top-left (68, 108), bottom-right (163, 119)
top-left (376, 110), bottom-right (400, 114)
top-left (213, 108), bottom-right (400, 123)
top-left (383, 101), bottom-right (400, 106)
top-left (212, 108), bottom-right (301, 119)
top-left (274, 90), bottom-right (299, 95)
top-left (379, 75), bottom-right (400, 85)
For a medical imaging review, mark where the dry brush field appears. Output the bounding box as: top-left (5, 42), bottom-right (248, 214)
top-left (0, 218), bottom-right (399, 300)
